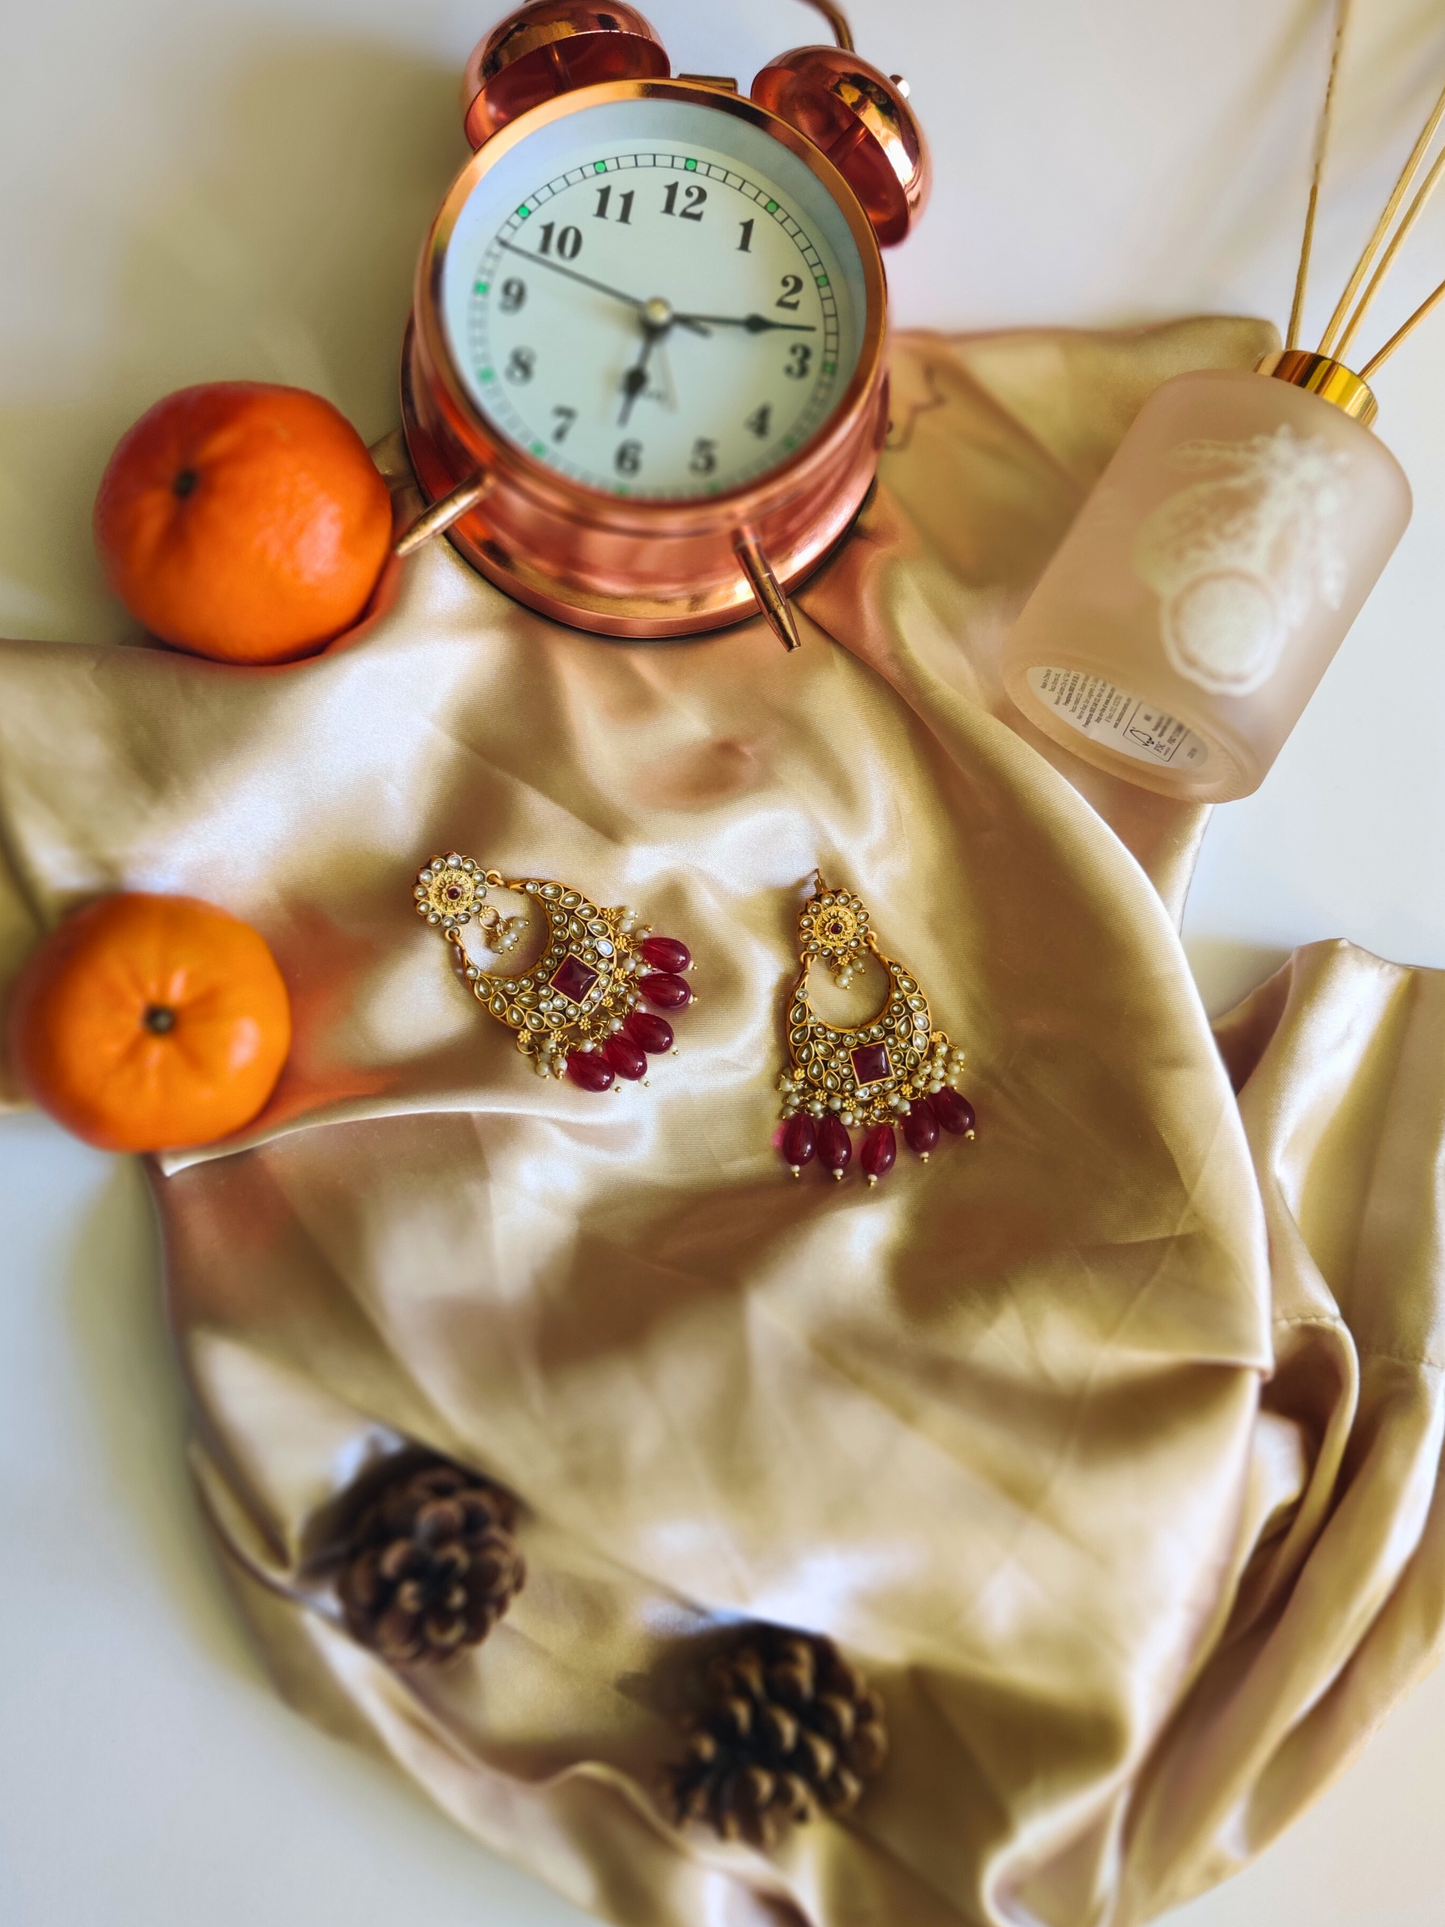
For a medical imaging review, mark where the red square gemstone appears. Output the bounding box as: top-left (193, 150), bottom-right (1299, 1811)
top-left (550, 954), bottom-right (600, 1005)
top-left (850, 1043), bottom-right (893, 1086)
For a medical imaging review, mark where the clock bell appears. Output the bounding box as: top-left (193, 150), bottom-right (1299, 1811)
top-left (458, 2), bottom-right (929, 248)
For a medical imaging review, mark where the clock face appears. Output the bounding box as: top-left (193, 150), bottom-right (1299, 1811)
top-left (439, 93), bottom-right (871, 503)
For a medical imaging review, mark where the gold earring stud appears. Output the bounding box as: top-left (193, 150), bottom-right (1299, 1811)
top-left (777, 875), bottom-right (976, 1183)
top-left (414, 853), bottom-right (692, 1091)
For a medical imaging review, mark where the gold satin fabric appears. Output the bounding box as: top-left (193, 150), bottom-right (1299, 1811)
top-left (3, 317), bottom-right (1444, 1927)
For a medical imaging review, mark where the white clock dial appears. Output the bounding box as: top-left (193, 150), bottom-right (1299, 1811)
top-left (439, 95), bottom-right (869, 502)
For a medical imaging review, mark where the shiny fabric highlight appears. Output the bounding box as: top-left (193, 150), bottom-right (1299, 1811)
top-left (1, 317), bottom-right (1443, 1927)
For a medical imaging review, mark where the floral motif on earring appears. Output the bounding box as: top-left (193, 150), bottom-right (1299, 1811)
top-left (777, 875), bottom-right (976, 1184)
top-left (798, 885), bottom-right (871, 989)
top-left (414, 852), bottom-right (693, 1092)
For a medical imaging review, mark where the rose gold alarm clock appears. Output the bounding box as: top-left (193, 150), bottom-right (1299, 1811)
top-left (398, 0), bottom-right (929, 648)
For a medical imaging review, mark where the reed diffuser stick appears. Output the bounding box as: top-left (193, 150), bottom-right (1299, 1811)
top-left (1288, 0), bottom-right (1352, 351)
top-left (1360, 271), bottom-right (1445, 377)
top-left (1318, 78), bottom-right (1445, 356)
top-left (1335, 144), bottom-right (1445, 359)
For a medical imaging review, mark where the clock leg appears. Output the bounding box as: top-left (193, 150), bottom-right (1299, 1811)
top-left (735, 531), bottom-right (802, 653)
top-left (394, 472), bottom-right (495, 558)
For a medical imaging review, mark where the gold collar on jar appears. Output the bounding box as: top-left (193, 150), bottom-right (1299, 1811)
top-left (1257, 350), bottom-right (1379, 428)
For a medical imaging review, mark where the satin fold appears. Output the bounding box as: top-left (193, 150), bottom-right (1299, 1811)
top-left (1, 318), bottom-right (1441, 1927)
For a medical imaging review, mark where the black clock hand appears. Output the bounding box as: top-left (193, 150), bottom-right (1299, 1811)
top-left (673, 312), bottom-right (818, 334)
top-left (497, 240), bottom-right (711, 335)
top-left (618, 331), bottom-right (660, 428)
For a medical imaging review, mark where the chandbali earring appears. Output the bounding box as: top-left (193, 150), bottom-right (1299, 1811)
top-left (777, 877), bottom-right (976, 1184)
top-left (414, 853), bottom-right (693, 1093)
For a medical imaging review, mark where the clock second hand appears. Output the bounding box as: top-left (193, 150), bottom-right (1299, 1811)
top-left (497, 239), bottom-right (711, 336)
top-left (496, 242), bottom-right (817, 340)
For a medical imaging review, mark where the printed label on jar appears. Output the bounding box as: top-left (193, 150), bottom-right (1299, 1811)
top-left (1026, 668), bottom-right (1210, 770)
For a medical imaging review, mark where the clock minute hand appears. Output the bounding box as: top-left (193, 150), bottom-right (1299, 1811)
top-left (674, 312), bottom-right (818, 334)
top-left (497, 240), bottom-right (710, 335)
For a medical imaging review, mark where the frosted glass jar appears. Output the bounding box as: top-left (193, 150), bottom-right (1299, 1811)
top-left (1001, 364), bottom-right (1412, 802)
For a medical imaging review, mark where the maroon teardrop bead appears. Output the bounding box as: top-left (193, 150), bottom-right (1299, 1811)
top-left (781, 1114), bottom-right (817, 1174)
top-left (624, 1010), bottom-right (674, 1054)
top-left (902, 1099), bottom-right (940, 1158)
top-left (819, 1113), bottom-right (852, 1179)
top-left (566, 1050), bottom-right (615, 1093)
top-left (640, 936), bottom-right (691, 973)
top-left (932, 1088), bottom-right (977, 1136)
top-left (640, 971), bottom-right (691, 1010)
top-left (604, 1035), bottom-right (648, 1081)
top-left (861, 1124), bottom-right (897, 1184)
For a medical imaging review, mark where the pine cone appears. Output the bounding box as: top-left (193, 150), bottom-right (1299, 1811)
top-left (336, 1459), bottom-right (524, 1667)
top-left (662, 1627), bottom-right (888, 1847)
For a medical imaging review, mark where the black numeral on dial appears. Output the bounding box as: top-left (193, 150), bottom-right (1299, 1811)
top-left (615, 440), bottom-right (642, 476)
top-left (689, 438), bottom-right (718, 475)
top-left (537, 222), bottom-right (582, 260)
top-left (785, 343), bottom-right (813, 380)
top-left (662, 181), bottom-right (707, 221)
top-left (505, 347), bottom-right (536, 384)
top-left (745, 404), bottom-right (772, 440)
top-left (552, 406), bottom-right (577, 443)
top-left (738, 218), bottom-right (754, 253)
top-left (499, 277), bottom-right (526, 313)
top-left (595, 186), bottom-right (634, 224)
top-left (777, 274), bottom-right (804, 311)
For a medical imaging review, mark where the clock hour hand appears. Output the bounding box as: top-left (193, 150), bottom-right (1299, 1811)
top-left (618, 296), bottom-right (687, 426)
top-left (673, 312), bottom-right (818, 334)
top-left (618, 332), bottom-right (660, 428)
top-left (497, 240), bottom-right (710, 335)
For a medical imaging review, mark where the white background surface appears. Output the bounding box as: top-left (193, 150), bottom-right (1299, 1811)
top-left (4, 1), bottom-right (1445, 1922)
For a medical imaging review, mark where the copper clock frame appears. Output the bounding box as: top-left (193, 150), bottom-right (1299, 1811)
top-left (401, 78), bottom-right (890, 641)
